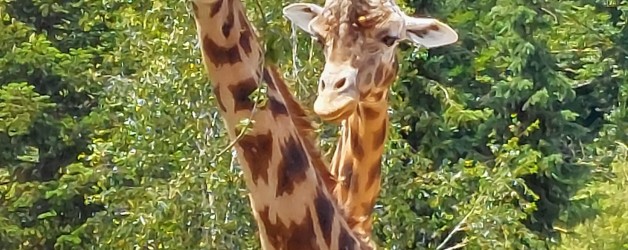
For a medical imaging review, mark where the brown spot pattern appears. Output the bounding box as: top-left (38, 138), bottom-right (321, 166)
top-left (349, 169), bottom-right (360, 194)
top-left (276, 136), bottom-right (309, 196)
top-left (365, 156), bottom-right (382, 189)
top-left (222, 8), bottom-right (235, 38)
top-left (268, 96), bottom-right (288, 117)
top-left (257, 206), bottom-right (318, 249)
top-left (410, 24), bottom-right (440, 38)
top-left (263, 69), bottom-right (289, 118)
top-left (212, 86), bottom-right (227, 112)
top-left (349, 131), bottom-right (364, 159)
top-left (314, 188), bottom-right (334, 247)
top-left (286, 210), bottom-right (318, 249)
top-left (362, 106), bottom-right (380, 121)
top-left (234, 13), bottom-right (254, 55)
top-left (209, 0), bottom-right (223, 18)
top-left (239, 29), bottom-right (253, 54)
top-left (227, 77), bottom-right (257, 112)
top-left (195, 0), bottom-right (371, 248)
top-left (372, 119), bottom-right (387, 149)
top-left (202, 36), bottom-right (241, 67)
top-left (338, 228), bottom-right (358, 250)
top-left (263, 69), bottom-right (275, 90)
top-left (265, 66), bottom-right (337, 194)
top-left (237, 131), bottom-right (273, 185)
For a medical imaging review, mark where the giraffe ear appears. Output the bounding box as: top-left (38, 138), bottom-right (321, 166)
top-left (403, 16), bottom-right (458, 48)
top-left (283, 3), bottom-right (323, 35)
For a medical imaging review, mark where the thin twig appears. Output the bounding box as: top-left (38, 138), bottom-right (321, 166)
top-left (540, 7), bottom-right (558, 23)
top-left (291, 22), bottom-right (300, 80)
top-left (210, 115), bottom-right (254, 162)
top-left (252, 0), bottom-right (268, 32)
top-left (436, 208), bottom-right (473, 250)
top-left (435, 83), bottom-right (452, 104)
top-left (209, 71), bottom-right (266, 162)
top-left (444, 239), bottom-right (469, 250)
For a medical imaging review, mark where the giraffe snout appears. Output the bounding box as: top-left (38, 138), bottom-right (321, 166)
top-left (314, 74), bottom-right (358, 123)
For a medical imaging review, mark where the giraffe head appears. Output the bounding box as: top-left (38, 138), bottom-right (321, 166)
top-left (283, 0), bottom-right (458, 122)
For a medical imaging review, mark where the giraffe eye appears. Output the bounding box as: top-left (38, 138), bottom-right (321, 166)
top-left (381, 36), bottom-right (399, 47)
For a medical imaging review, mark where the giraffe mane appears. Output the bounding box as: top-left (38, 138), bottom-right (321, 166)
top-left (264, 65), bottom-right (337, 192)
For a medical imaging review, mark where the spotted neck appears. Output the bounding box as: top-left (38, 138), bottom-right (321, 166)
top-left (330, 61), bottom-right (397, 241)
top-left (191, 0), bottom-right (371, 249)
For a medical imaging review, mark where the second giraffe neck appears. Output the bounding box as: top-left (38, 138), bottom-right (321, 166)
top-left (330, 96), bottom-right (389, 238)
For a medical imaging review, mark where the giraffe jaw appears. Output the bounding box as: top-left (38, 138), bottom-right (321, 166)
top-left (313, 93), bottom-right (358, 124)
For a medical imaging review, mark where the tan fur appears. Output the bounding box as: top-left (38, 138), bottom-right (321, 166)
top-left (191, 0), bottom-right (373, 249)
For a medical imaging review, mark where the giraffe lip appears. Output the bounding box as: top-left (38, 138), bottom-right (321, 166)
top-left (313, 95), bottom-right (357, 123)
top-left (320, 108), bottom-right (352, 123)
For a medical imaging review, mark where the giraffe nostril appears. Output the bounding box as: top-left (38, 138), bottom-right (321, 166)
top-left (334, 78), bottom-right (346, 90)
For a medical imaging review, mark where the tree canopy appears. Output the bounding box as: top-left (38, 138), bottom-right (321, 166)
top-left (0, 0), bottom-right (626, 249)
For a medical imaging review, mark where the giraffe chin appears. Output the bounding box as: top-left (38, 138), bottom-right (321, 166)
top-left (313, 100), bottom-right (357, 124)
top-left (319, 109), bottom-right (352, 123)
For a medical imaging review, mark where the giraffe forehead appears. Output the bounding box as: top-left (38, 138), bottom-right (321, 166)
top-left (314, 4), bottom-right (403, 40)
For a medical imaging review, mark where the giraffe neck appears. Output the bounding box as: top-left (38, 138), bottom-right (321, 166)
top-left (329, 58), bottom-right (398, 240)
top-left (330, 95), bottom-right (390, 238)
top-left (192, 0), bottom-right (371, 249)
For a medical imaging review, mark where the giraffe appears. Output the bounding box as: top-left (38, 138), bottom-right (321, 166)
top-left (283, 0), bottom-right (459, 241)
top-left (190, 0), bottom-right (373, 249)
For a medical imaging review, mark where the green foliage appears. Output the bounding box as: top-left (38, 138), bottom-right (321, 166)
top-left (0, 82), bottom-right (55, 138)
top-left (0, 0), bottom-right (626, 249)
top-left (556, 144), bottom-right (628, 249)
top-left (371, 0), bottom-right (628, 248)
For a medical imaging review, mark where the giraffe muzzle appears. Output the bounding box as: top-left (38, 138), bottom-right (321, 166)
top-left (314, 80), bottom-right (359, 123)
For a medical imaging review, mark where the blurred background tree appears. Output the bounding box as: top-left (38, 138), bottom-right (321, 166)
top-left (0, 0), bottom-right (626, 249)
